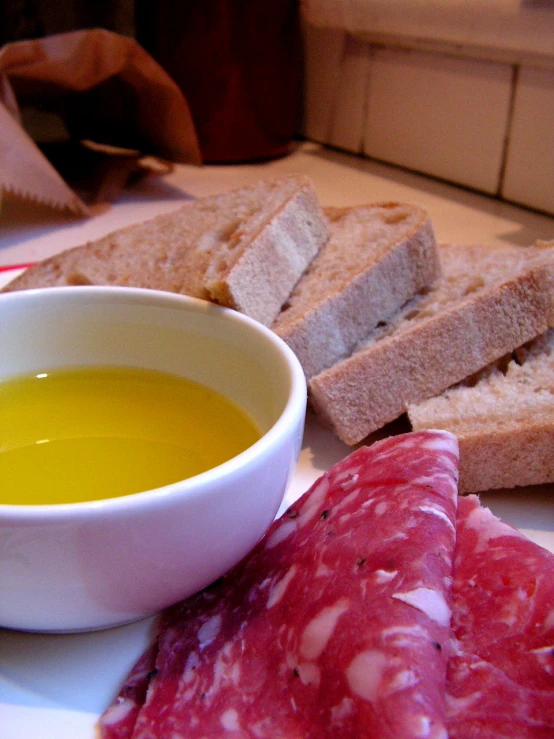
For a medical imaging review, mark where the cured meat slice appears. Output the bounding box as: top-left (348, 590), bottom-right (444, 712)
top-left (100, 642), bottom-right (158, 739)
top-left (99, 430), bottom-right (459, 739)
top-left (447, 495), bottom-right (554, 738)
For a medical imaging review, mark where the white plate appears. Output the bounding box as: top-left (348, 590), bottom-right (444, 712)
top-left (0, 267), bottom-right (26, 282)
top-left (1, 267), bottom-right (553, 739)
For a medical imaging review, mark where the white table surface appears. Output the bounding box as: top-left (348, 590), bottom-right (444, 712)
top-left (1, 141), bottom-right (553, 738)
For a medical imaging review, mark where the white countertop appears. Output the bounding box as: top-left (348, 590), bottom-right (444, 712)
top-left (1, 141), bottom-right (553, 739)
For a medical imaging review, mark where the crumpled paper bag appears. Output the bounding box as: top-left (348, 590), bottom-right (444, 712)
top-left (0, 28), bottom-right (202, 215)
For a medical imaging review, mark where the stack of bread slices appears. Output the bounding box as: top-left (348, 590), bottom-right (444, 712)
top-left (5, 175), bottom-right (554, 493)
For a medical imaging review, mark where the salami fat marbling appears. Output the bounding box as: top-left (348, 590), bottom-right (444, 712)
top-left (446, 495), bottom-right (554, 738)
top-left (100, 642), bottom-right (158, 739)
top-left (99, 430), bottom-right (459, 739)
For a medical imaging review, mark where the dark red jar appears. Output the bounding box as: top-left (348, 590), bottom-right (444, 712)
top-left (135, 0), bottom-right (302, 163)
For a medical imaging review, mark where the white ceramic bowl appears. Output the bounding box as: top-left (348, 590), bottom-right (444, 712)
top-left (0, 287), bottom-right (306, 632)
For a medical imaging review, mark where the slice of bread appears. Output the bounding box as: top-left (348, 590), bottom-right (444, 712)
top-left (2, 175), bottom-right (328, 327)
top-left (272, 202), bottom-right (440, 378)
top-left (309, 241), bottom-right (554, 446)
top-left (409, 329), bottom-right (554, 493)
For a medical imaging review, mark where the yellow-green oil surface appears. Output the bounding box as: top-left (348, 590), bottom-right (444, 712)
top-left (0, 366), bottom-right (261, 505)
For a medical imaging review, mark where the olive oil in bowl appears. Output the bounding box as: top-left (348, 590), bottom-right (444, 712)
top-left (0, 366), bottom-right (261, 505)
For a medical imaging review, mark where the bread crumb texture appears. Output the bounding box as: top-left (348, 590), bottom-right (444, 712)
top-left (409, 329), bottom-right (554, 434)
top-left (309, 242), bottom-right (554, 445)
top-left (273, 202), bottom-right (440, 377)
top-left (2, 175), bottom-right (328, 326)
top-left (409, 329), bottom-right (554, 492)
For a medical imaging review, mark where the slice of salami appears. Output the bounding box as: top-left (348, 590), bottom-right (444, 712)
top-left (100, 641), bottom-right (158, 739)
top-left (446, 495), bottom-right (554, 738)
top-left (99, 430), bottom-right (459, 739)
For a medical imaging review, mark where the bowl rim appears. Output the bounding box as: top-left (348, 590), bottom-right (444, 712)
top-left (0, 285), bottom-right (307, 521)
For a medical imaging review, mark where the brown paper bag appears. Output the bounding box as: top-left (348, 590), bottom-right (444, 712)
top-left (0, 28), bottom-right (201, 215)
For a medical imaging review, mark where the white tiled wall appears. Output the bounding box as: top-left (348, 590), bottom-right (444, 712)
top-left (362, 48), bottom-right (512, 195)
top-left (301, 25), bottom-right (554, 215)
top-left (328, 35), bottom-right (371, 154)
top-left (502, 66), bottom-right (554, 216)
top-left (302, 25), bottom-right (347, 146)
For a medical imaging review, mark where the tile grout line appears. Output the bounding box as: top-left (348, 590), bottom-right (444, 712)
top-left (327, 31), bottom-right (348, 145)
top-left (497, 63), bottom-right (520, 198)
top-left (359, 42), bottom-right (374, 156)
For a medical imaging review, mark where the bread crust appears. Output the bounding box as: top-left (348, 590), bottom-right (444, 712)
top-left (310, 244), bottom-right (554, 445)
